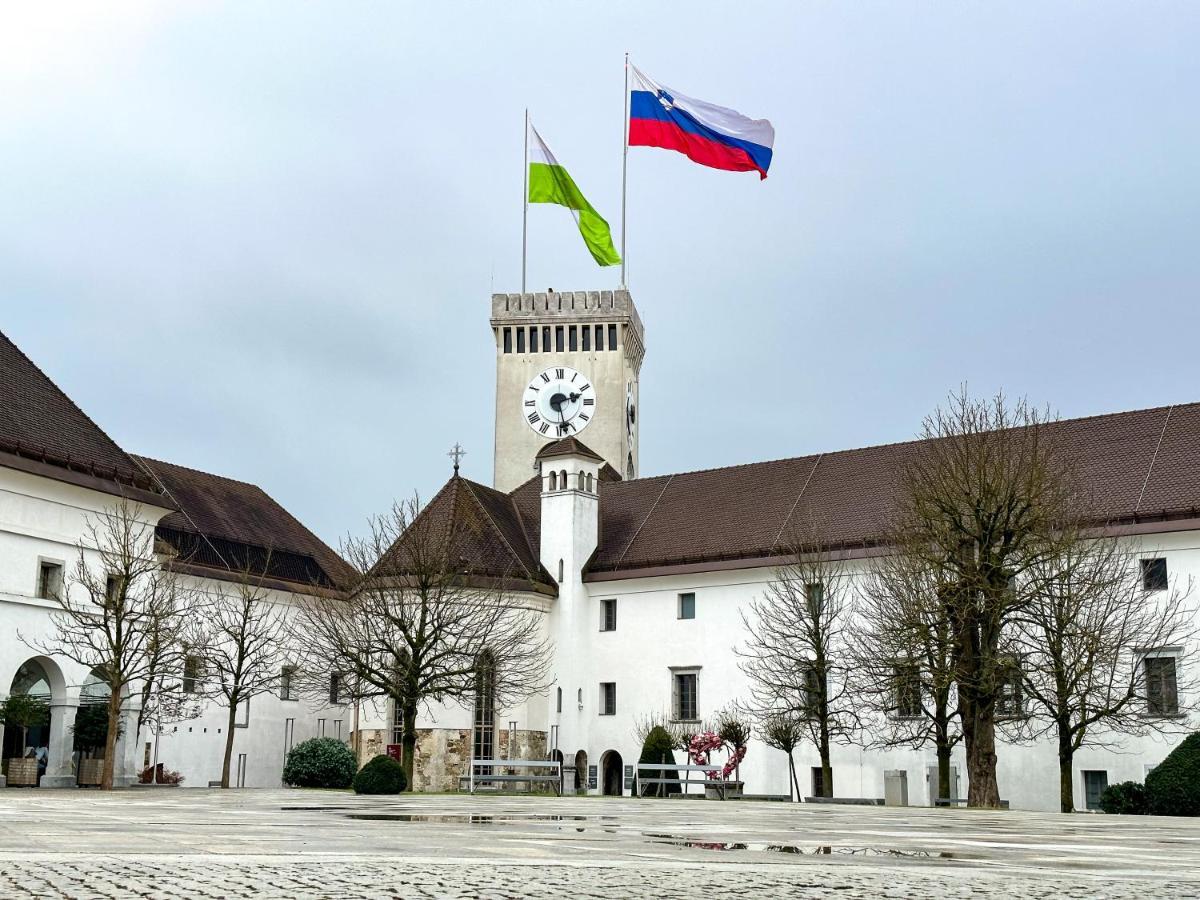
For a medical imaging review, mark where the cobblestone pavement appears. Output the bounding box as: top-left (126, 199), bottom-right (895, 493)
top-left (1, 791), bottom-right (1198, 898)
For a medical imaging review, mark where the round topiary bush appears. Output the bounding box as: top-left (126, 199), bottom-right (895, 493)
top-left (637, 725), bottom-right (681, 797)
top-left (353, 754), bottom-right (408, 795)
top-left (282, 738), bottom-right (357, 789)
top-left (1147, 733), bottom-right (1200, 816)
top-left (1098, 781), bottom-right (1148, 815)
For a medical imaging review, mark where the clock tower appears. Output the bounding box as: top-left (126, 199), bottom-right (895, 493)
top-left (491, 289), bottom-right (644, 492)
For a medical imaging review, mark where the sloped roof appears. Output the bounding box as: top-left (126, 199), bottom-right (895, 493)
top-left (536, 436), bottom-right (604, 462)
top-left (0, 330), bottom-right (161, 497)
top-left (372, 474), bottom-right (555, 595)
top-left (135, 456), bottom-right (355, 590)
top-left (465, 400), bottom-right (1200, 581)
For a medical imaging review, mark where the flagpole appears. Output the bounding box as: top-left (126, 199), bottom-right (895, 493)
top-left (620, 52), bottom-right (629, 288)
top-left (522, 108), bottom-right (529, 293)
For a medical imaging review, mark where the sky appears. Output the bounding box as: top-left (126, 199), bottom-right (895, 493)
top-left (2, 3), bottom-right (1198, 549)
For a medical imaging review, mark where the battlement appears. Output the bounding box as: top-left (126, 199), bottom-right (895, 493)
top-left (491, 289), bottom-right (643, 341)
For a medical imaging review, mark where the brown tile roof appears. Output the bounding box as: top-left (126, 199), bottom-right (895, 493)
top-left (134, 456), bottom-right (355, 590)
top-left (536, 437), bottom-right (604, 462)
top-left (492, 400), bottom-right (1200, 580)
top-left (372, 475), bottom-right (556, 595)
top-left (0, 330), bottom-right (160, 496)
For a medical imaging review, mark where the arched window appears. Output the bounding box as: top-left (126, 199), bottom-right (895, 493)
top-left (586, 473), bottom-right (594, 492)
top-left (556, 686), bottom-right (563, 714)
top-left (558, 559), bottom-right (564, 582)
top-left (472, 650), bottom-right (496, 775)
top-left (578, 471), bottom-right (586, 491)
top-left (560, 469), bottom-right (567, 488)
top-left (548, 471), bottom-right (557, 491)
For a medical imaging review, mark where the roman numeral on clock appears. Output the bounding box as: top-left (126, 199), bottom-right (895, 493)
top-left (555, 368), bottom-right (564, 379)
top-left (539, 423), bottom-right (550, 434)
top-left (579, 413), bottom-right (589, 422)
top-left (583, 398), bottom-right (594, 406)
top-left (524, 400), bottom-right (535, 407)
top-left (579, 383), bottom-right (590, 392)
top-left (527, 412), bottom-right (540, 424)
top-left (540, 373), bottom-right (551, 383)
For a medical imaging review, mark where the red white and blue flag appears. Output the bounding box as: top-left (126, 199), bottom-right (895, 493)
top-left (628, 65), bottom-right (775, 180)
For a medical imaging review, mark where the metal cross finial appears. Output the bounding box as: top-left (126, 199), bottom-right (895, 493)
top-left (448, 443), bottom-right (466, 474)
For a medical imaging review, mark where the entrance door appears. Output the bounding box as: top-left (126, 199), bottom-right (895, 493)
top-left (1083, 771), bottom-right (1108, 811)
top-left (601, 750), bottom-right (623, 796)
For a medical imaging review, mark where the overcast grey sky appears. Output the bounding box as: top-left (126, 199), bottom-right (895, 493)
top-left (2, 3), bottom-right (1198, 547)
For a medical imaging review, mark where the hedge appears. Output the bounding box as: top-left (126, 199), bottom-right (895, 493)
top-left (353, 754), bottom-right (408, 795)
top-left (1146, 732), bottom-right (1200, 817)
top-left (282, 738), bottom-right (357, 789)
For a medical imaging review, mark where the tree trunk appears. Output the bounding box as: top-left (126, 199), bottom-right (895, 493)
top-left (220, 699), bottom-right (239, 789)
top-left (101, 688), bottom-right (122, 791)
top-left (401, 701), bottom-right (417, 791)
top-left (962, 703), bottom-right (1001, 808)
top-left (936, 743), bottom-right (952, 803)
top-left (1058, 726), bottom-right (1074, 813)
top-left (790, 754), bottom-right (800, 803)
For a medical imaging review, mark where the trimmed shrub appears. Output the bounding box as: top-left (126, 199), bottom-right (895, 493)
top-left (1146, 732), bottom-right (1200, 817)
top-left (1098, 781), bottom-right (1147, 815)
top-left (283, 738), bottom-right (357, 789)
top-left (637, 725), bottom-right (681, 797)
top-left (353, 754), bottom-right (407, 795)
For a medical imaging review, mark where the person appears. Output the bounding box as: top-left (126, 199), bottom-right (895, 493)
top-left (34, 745), bottom-right (48, 778)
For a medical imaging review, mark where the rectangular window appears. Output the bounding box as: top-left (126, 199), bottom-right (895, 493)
top-left (334, 719), bottom-right (343, 741)
top-left (599, 682), bottom-right (616, 716)
top-left (569, 325), bottom-right (578, 351)
top-left (516, 328), bottom-right (526, 353)
top-left (542, 326), bottom-right (551, 352)
top-left (673, 671), bottom-right (699, 721)
top-left (105, 575), bottom-right (120, 602)
top-left (182, 656), bottom-right (201, 694)
top-left (502, 327), bottom-right (512, 353)
top-left (1142, 558), bottom-right (1168, 592)
top-left (280, 666), bottom-right (296, 701)
top-left (600, 598), bottom-right (617, 632)
top-left (608, 324), bottom-right (618, 350)
top-left (555, 326), bottom-right (564, 352)
top-left (235, 697), bottom-right (250, 727)
top-left (317, 718), bottom-right (326, 738)
top-left (893, 663), bottom-right (922, 719)
top-left (1083, 770), bottom-right (1109, 811)
top-left (530, 326), bottom-right (539, 353)
top-left (391, 702), bottom-right (404, 745)
top-left (1145, 655), bottom-right (1179, 715)
top-left (328, 673), bottom-right (341, 705)
top-left (36, 561), bottom-right (63, 600)
top-left (581, 326), bottom-right (591, 351)
top-left (678, 592), bottom-right (696, 619)
top-left (801, 664), bottom-right (821, 718)
top-left (996, 655), bottom-right (1023, 717)
top-left (556, 686), bottom-right (563, 714)
top-left (595, 324), bottom-right (604, 351)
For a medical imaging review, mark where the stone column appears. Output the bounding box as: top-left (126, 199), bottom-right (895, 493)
top-left (0, 690), bottom-right (7, 788)
top-left (113, 697), bottom-right (143, 788)
top-left (40, 697), bottom-right (80, 788)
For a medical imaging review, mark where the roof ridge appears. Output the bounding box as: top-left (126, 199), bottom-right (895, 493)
top-left (612, 399), bottom-right (1200, 486)
top-left (132, 454), bottom-right (265, 491)
top-left (459, 478), bottom-right (535, 583)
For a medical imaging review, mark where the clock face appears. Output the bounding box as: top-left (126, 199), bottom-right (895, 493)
top-left (523, 366), bottom-right (596, 438)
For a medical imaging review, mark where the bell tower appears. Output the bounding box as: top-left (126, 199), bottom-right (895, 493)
top-left (491, 289), bottom-right (644, 492)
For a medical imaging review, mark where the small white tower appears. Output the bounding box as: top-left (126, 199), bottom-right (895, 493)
top-left (536, 437), bottom-right (602, 585)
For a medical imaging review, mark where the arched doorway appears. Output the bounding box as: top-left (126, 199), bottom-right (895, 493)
top-left (4, 658), bottom-right (62, 786)
top-left (75, 670), bottom-right (112, 786)
top-left (574, 750), bottom-right (588, 792)
top-left (600, 749), bottom-right (623, 796)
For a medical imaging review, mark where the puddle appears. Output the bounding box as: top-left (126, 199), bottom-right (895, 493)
top-left (340, 814), bottom-right (596, 825)
top-left (644, 835), bottom-right (955, 859)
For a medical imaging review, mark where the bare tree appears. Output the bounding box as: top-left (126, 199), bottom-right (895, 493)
top-left (853, 551), bottom-right (962, 803)
top-left (294, 495), bottom-right (551, 788)
top-left (760, 714), bottom-right (804, 802)
top-left (738, 533), bottom-right (857, 798)
top-left (27, 499), bottom-right (191, 789)
top-left (896, 390), bottom-right (1076, 807)
top-left (1013, 537), bottom-right (1198, 812)
top-left (203, 557), bottom-right (291, 789)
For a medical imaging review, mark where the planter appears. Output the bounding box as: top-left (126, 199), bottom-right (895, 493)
top-left (6, 758), bottom-right (38, 787)
top-left (77, 758), bottom-right (104, 787)
top-left (704, 781), bottom-right (743, 800)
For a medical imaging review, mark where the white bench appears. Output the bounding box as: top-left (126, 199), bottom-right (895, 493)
top-left (466, 759), bottom-right (562, 795)
top-left (634, 763), bottom-right (739, 798)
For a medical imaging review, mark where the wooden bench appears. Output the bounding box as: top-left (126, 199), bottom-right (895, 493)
top-left (634, 763), bottom-right (739, 798)
top-left (466, 759), bottom-right (562, 795)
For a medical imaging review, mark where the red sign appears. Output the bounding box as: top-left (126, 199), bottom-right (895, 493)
top-left (386, 744), bottom-right (402, 761)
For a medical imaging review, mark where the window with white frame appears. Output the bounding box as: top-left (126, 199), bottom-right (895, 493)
top-left (671, 668), bottom-right (700, 722)
top-left (1144, 651), bottom-right (1180, 716)
top-left (599, 682), bottom-right (616, 716)
top-left (892, 662), bottom-right (922, 719)
top-left (36, 560), bottom-right (64, 600)
top-left (280, 665), bottom-right (297, 701)
top-left (182, 655), bottom-right (202, 694)
top-left (600, 598), bottom-right (617, 632)
top-left (995, 654), bottom-right (1024, 717)
top-left (1141, 558), bottom-right (1168, 592)
top-left (678, 592), bottom-right (696, 620)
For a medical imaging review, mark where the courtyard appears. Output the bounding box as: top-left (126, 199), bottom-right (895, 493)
top-left (0, 791), bottom-right (1197, 898)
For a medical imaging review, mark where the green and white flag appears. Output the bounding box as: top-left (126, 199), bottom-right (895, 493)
top-left (527, 123), bottom-right (621, 267)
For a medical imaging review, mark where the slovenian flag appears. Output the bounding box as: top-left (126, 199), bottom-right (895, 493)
top-left (628, 65), bottom-right (774, 180)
